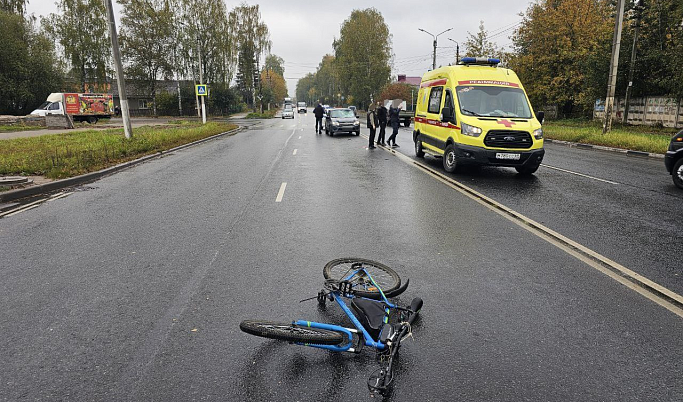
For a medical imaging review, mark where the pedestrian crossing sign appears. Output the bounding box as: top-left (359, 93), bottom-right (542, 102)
top-left (195, 84), bottom-right (207, 96)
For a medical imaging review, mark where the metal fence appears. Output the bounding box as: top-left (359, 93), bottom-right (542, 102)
top-left (594, 96), bottom-right (683, 128)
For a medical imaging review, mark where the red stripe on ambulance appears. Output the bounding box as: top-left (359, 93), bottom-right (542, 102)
top-left (457, 80), bottom-right (520, 87)
top-left (420, 78), bottom-right (448, 88)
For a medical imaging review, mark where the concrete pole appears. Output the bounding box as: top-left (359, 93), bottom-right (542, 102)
top-left (602, 0), bottom-right (626, 134)
top-left (432, 39), bottom-right (437, 70)
top-left (623, 1), bottom-right (643, 124)
top-left (198, 40), bottom-right (206, 124)
top-left (104, 0), bottom-right (132, 138)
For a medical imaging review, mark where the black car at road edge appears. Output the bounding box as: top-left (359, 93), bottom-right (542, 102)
top-left (665, 129), bottom-right (683, 189)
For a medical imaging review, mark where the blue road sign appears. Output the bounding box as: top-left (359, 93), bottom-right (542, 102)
top-left (195, 85), bottom-right (207, 96)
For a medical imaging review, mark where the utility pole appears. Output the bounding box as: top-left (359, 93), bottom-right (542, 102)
top-left (623, 0), bottom-right (644, 124)
top-left (448, 38), bottom-right (460, 64)
top-left (419, 28), bottom-right (453, 70)
top-left (104, 0), bottom-right (132, 138)
top-left (198, 38), bottom-right (206, 124)
top-left (603, 0), bottom-right (626, 134)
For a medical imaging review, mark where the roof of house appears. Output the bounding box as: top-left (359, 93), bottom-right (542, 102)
top-left (397, 75), bottom-right (422, 86)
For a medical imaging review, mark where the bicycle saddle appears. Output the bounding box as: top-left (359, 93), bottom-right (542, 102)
top-left (351, 298), bottom-right (387, 340)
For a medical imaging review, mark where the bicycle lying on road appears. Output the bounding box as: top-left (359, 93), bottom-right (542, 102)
top-left (240, 257), bottom-right (423, 396)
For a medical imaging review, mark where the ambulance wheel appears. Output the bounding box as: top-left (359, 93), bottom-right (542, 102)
top-left (415, 139), bottom-right (425, 158)
top-left (515, 164), bottom-right (539, 175)
top-left (443, 144), bottom-right (459, 173)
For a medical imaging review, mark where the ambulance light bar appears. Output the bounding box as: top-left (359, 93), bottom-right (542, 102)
top-left (461, 57), bottom-right (500, 66)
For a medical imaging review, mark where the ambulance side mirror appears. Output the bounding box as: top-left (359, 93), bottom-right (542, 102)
top-left (441, 106), bottom-right (454, 124)
top-left (536, 111), bottom-right (545, 124)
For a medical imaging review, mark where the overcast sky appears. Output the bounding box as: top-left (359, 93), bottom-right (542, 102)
top-left (28, 0), bottom-right (535, 96)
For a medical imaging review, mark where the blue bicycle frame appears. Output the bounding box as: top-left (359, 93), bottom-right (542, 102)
top-left (293, 268), bottom-right (396, 352)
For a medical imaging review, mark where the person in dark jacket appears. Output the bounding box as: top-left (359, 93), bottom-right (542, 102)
top-left (376, 101), bottom-right (387, 145)
top-left (313, 102), bottom-right (325, 134)
top-left (387, 104), bottom-right (401, 147)
top-left (366, 104), bottom-right (378, 149)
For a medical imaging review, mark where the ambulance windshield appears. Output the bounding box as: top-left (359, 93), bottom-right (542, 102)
top-left (456, 86), bottom-right (532, 119)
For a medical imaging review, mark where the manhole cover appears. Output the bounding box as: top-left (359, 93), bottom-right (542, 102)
top-left (0, 176), bottom-right (33, 186)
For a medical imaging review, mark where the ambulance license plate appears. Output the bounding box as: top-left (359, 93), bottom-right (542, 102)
top-left (496, 153), bottom-right (520, 160)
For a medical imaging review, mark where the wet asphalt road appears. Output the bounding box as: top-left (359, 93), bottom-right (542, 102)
top-left (388, 123), bottom-right (683, 295)
top-left (1, 111), bottom-right (682, 401)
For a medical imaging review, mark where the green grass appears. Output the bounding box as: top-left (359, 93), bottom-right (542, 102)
top-left (0, 122), bottom-right (237, 180)
top-left (543, 119), bottom-right (677, 154)
top-left (0, 125), bottom-right (44, 132)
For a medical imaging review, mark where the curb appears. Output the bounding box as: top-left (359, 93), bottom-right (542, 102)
top-left (0, 126), bottom-right (245, 204)
top-left (544, 138), bottom-right (665, 159)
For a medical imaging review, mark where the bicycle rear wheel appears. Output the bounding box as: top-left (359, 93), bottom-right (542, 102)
top-left (239, 320), bottom-right (344, 345)
top-left (323, 258), bottom-right (401, 298)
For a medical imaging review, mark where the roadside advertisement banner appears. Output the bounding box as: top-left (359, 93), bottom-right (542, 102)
top-left (64, 93), bottom-right (80, 115)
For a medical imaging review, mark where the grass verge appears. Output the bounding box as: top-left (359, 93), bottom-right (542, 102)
top-left (246, 109), bottom-right (277, 119)
top-left (0, 122), bottom-right (237, 180)
top-left (543, 119), bottom-right (677, 154)
top-left (0, 125), bottom-right (45, 133)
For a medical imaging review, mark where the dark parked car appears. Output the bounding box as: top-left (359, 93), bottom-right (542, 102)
top-left (665, 129), bottom-right (683, 189)
top-left (325, 108), bottom-right (360, 136)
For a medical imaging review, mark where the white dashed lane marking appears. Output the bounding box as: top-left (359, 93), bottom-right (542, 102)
top-left (275, 182), bottom-right (287, 202)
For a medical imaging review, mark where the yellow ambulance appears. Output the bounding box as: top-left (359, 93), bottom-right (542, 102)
top-left (413, 57), bottom-right (545, 174)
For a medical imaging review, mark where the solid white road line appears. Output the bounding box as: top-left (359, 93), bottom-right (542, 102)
top-left (47, 192), bottom-right (72, 201)
top-left (362, 133), bottom-right (683, 318)
top-left (541, 164), bottom-right (619, 185)
top-left (293, 149), bottom-right (298, 155)
top-left (275, 182), bottom-right (287, 202)
top-left (5, 204), bottom-right (40, 217)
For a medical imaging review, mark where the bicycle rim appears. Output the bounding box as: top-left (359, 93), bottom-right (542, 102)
top-left (323, 258), bottom-right (401, 297)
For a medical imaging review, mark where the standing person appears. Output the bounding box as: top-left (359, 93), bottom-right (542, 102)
top-left (313, 102), bottom-right (324, 134)
top-left (366, 103), bottom-right (378, 149)
top-left (387, 103), bottom-right (401, 147)
top-left (376, 101), bottom-right (387, 146)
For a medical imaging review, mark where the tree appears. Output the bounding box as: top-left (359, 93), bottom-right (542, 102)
top-left (333, 8), bottom-right (392, 109)
top-left (313, 54), bottom-right (338, 105)
top-left (0, 11), bottom-right (62, 114)
top-left (178, 0), bottom-right (235, 85)
top-left (264, 54), bottom-right (284, 77)
top-left (296, 73), bottom-right (316, 104)
top-left (507, 0), bottom-right (613, 117)
top-left (0, 0), bottom-right (26, 13)
top-left (464, 21), bottom-right (502, 58)
top-left (119, 0), bottom-right (175, 115)
top-left (259, 68), bottom-right (287, 108)
top-left (42, 0), bottom-right (110, 92)
top-left (378, 83), bottom-right (413, 105)
top-left (229, 3), bottom-right (271, 107)
top-left (626, 0), bottom-right (683, 99)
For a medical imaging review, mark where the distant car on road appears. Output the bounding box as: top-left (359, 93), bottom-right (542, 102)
top-left (665, 129), bottom-right (683, 189)
top-left (325, 108), bottom-right (360, 136)
top-left (282, 105), bottom-right (294, 119)
top-left (348, 105), bottom-right (358, 117)
top-left (297, 102), bottom-right (307, 113)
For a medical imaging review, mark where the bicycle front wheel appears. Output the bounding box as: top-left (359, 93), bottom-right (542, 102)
top-left (239, 320), bottom-right (344, 345)
top-left (323, 258), bottom-right (401, 298)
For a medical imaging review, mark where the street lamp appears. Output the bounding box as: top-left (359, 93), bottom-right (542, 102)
top-left (418, 27), bottom-right (453, 70)
top-left (447, 38), bottom-right (460, 64)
